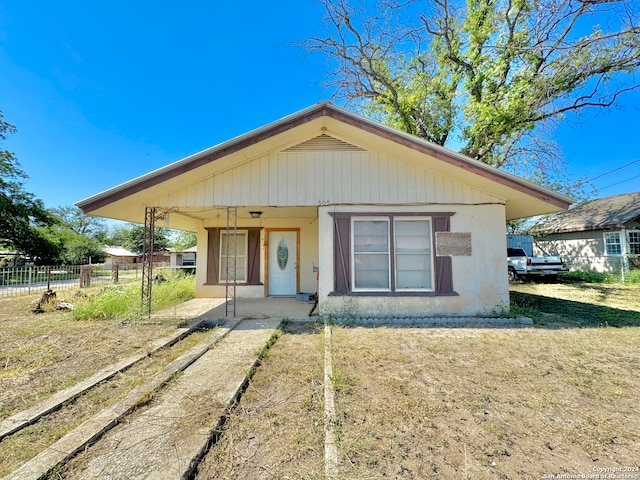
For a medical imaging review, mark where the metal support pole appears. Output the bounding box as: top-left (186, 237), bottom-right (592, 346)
top-left (141, 207), bottom-right (156, 317)
top-left (225, 206), bottom-right (237, 317)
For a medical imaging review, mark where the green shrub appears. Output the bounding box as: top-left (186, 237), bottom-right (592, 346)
top-left (561, 270), bottom-right (612, 283)
top-left (623, 268), bottom-right (640, 285)
top-left (72, 271), bottom-right (195, 321)
top-left (561, 268), bottom-right (640, 285)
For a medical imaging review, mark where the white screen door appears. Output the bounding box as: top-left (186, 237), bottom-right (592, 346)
top-left (268, 230), bottom-right (298, 296)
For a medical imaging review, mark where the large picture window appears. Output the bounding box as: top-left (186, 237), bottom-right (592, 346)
top-left (351, 216), bottom-right (433, 292)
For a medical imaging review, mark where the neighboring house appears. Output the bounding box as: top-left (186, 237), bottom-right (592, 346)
top-left (169, 246), bottom-right (197, 269)
top-left (103, 246), bottom-right (139, 268)
top-left (77, 103), bottom-right (572, 317)
top-left (0, 251), bottom-right (28, 267)
top-left (534, 192), bottom-right (640, 273)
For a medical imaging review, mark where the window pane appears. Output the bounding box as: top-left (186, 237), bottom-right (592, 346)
top-left (628, 231), bottom-right (640, 255)
top-left (220, 257), bottom-right (247, 282)
top-left (395, 220), bottom-right (430, 252)
top-left (395, 219), bottom-right (432, 289)
top-left (354, 253), bottom-right (389, 289)
top-left (220, 232), bottom-right (247, 282)
top-left (604, 232), bottom-right (621, 255)
top-left (354, 220), bottom-right (389, 253)
top-left (396, 254), bottom-right (432, 289)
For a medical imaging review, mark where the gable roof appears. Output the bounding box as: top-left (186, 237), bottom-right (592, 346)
top-left (535, 192), bottom-right (640, 234)
top-left (76, 102), bottom-right (573, 228)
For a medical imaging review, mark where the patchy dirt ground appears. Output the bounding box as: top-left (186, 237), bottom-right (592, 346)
top-left (330, 325), bottom-right (640, 479)
top-left (194, 321), bottom-right (326, 480)
top-left (3, 283), bottom-right (640, 479)
top-left (195, 283), bottom-right (640, 479)
top-left (0, 293), bottom-right (192, 419)
top-left (0, 293), bottom-right (211, 477)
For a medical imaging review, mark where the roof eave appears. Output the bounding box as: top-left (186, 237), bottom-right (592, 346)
top-left (76, 102), bottom-right (574, 214)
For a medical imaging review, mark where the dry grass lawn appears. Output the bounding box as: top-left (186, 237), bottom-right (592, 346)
top-left (0, 292), bottom-right (193, 419)
top-left (192, 282), bottom-right (640, 479)
top-left (1, 281), bottom-right (639, 479)
top-left (331, 325), bottom-right (640, 479)
top-left (195, 322), bottom-right (326, 480)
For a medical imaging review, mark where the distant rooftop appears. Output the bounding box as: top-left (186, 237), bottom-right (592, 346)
top-left (536, 192), bottom-right (640, 234)
top-left (103, 246), bottom-right (138, 257)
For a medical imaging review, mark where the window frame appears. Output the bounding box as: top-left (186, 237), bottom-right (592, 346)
top-left (627, 230), bottom-right (640, 255)
top-left (351, 216), bottom-right (391, 292)
top-left (394, 217), bottom-right (434, 292)
top-left (350, 215), bottom-right (434, 293)
top-left (603, 231), bottom-right (622, 256)
top-left (219, 230), bottom-right (249, 283)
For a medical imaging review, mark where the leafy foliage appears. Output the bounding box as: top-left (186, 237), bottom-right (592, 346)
top-left (0, 110), bottom-right (59, 261)
top-left (50, 205), bottom-right (108, 238)
top-left (305, 0), bottom-right (640, 196)
top-left (172, 230), bottom-right (197, 250)
top-left (115, 224), bottom-right (170, 253)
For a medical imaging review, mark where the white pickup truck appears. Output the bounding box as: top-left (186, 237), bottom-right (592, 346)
top-left (507, 248), bottom-right (568, 281)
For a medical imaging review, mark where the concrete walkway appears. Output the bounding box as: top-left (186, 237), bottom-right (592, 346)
top-left (3, 299), bottom-right (288, 480)
top-left (71, 318), bottom-right (281, 480)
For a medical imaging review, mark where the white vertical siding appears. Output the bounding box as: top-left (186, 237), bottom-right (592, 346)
top-left (149, 149), bottom-right (504, 207)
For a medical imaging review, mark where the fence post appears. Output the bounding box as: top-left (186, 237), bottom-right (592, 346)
top-left (28, 267), bottom-right (33, 294)
top-left (112, 263), bottom-right (119, 284)
top-left (79, 265), bottom-right (91, 288)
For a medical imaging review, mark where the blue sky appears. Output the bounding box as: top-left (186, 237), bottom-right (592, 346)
top-left (1, 0), bottom-right (638, 214)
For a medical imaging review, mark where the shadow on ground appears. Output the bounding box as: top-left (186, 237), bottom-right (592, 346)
top-left (510, 291), bottom-right (640, 328)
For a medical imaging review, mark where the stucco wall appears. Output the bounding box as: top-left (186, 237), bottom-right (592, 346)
top-left (535, 231), bottom-right (623, 273)
top-left (318, 204), bottom-right (509, 317)
top-left (195, 216), bottom-right (319, 298)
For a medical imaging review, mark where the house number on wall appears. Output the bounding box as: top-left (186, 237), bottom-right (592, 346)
top-left (277, 239), bottom-right (289, 270)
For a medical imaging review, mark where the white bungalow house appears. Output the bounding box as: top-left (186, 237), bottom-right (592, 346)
top-left (76, 103), bottom-right (572, 317)
top-left (534, 192), bottom-right (640, 273)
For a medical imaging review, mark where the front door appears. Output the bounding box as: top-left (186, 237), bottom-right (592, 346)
top-left (267, 230), bottom-right (298, 296)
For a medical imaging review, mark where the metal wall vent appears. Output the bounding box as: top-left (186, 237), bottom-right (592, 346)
top-left (283, 134), bottom-right (366, 152)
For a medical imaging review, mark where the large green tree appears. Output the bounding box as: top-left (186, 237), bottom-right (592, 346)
top-left (50, 205), bottom-right (108, 238)
top-left (304, 0), bottom-right (640, 196)
top-left (0, 111), bottom-right (58, 262)
top-left (114, 224), bottom-right (170, 254)
top-left (45, 206), bottom-right (107, 264)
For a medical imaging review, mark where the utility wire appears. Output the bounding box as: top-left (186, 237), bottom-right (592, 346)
top-left (599, 172), bottom-right (640, 191)
top-left (587, 158), bottom-right (640, 182)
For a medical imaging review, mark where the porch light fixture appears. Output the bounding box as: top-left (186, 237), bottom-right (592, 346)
top-left (249, 211), bottom-right (262, 219)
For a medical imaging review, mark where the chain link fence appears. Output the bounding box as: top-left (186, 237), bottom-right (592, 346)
top-left (563, 254), bottom-right (640, 283)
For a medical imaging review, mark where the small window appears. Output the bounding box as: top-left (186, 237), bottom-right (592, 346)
top-left (395, 218), bottom-right (432, 290)
top-left (628, 231), bottom-right (640, 255)
top-left (220, 231), bottom-right (248, 282)
top-left (604, 232), bottom-right (622, 255)
top-left (182, 253), bottom-right (196, 266)
top-left (352, 218), bottom-right (390, 290)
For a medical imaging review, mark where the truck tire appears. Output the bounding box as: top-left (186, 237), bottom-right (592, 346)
top-left (508, 267), bottom-right (520, 282)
